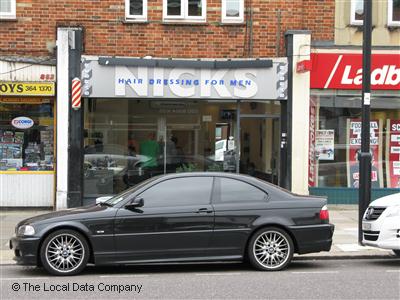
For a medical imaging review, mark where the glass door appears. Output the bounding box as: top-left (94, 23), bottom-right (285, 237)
top-left (239, 101), bottom-right (280, 184)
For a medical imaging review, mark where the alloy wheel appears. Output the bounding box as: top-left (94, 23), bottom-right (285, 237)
top-left (45, 233), bottom-right (85, 273)
top-left (252, 230), bottom-right (291, 270)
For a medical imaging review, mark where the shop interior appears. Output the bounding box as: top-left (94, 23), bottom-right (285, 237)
top-left (311, 91), bottom-right (400, 189)
top-left (0, 99), bottom-right (55, 172)
top-left (83, 99), bottom-right (281, 202)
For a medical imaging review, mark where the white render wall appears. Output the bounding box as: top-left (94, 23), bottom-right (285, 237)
top-left (290, 33), bottom-right (311, 195)
top-left (0, 174), bottom-right (54, 207)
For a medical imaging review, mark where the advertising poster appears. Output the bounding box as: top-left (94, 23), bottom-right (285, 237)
top-left (386, 119), bottom-right (400, 188)
top-left (308, 96), bottom-right (318, 187)
top-left (346, 119), bottom-right (383, 188)
top-left (316, 130), bottom-right (335, 160)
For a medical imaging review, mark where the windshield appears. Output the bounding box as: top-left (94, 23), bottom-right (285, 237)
top-left (105, 176), bottom-right (159, 206)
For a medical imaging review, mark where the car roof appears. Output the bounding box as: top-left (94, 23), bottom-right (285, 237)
top-left (158, 172), bottom-right (251, 180)
top-left (156, 172), bottom-right (276, 189)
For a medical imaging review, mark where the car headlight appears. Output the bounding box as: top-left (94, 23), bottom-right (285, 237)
top-left (386, 206), bottom-right (400, 218)
top-left (17, 225), bottom-right (35, 236)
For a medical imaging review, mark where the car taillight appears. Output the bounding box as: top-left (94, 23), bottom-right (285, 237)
top-left (319, 205), bottom-right (329, 222)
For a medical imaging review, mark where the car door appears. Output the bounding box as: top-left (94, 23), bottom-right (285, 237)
top-left (210, 176), bottom-right (269, 257)
top-left (113, 176), bottom-right (215, 263)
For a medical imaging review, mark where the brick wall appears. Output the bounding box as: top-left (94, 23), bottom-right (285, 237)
top-left (0, 0), bottom-right (334, 58)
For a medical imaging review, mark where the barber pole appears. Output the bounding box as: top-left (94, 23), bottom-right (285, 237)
top-left (71, 77), bottom-right (82, 110)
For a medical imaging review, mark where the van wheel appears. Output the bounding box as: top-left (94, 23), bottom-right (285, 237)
top-left (248, 227), bottom-right (294, 271)
top-left (40, 229), bottom-right (89, 276)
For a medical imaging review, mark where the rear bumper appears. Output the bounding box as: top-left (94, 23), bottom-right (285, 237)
top-left (289, 224), bottom-right (334, 254)
top-left (9, 236), bottom-right (41, 266)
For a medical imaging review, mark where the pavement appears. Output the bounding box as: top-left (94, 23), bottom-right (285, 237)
top-left (0, 205), bottom-right (396, 265)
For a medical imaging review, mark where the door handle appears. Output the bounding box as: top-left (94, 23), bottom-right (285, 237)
top-left (196, 208), bottom-right (213, 214)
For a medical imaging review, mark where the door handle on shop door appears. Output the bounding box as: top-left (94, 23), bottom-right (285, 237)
top-left (196, 208), bottom-right (213, 214)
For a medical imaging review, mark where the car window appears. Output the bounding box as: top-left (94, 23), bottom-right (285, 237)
top-left (138, 177), bottom-right (213, 207)
top-left (215, 177), bottom-right (267, 203)
top-left (105, 176), bottom-right (159, 206)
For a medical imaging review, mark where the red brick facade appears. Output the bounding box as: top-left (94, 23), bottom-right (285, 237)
top-left (0, 0), bottom-right (334, 58)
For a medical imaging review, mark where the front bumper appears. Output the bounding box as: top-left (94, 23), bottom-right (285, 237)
top-left (362, 216), bottom-right (400, 250)
top-left (289, 224), bottom-right (335, 254)
top-left (9, 236), bottom-right (41, 266)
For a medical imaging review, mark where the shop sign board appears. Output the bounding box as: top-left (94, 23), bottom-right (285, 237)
top-left (81, 58), bottom-right (288, 100)
top-left (308, 96), bottom-right (317, 187)
top-left (386, 119), bottom-right (400, 188)
top-left (315, 130), bottom-right (335, 161)
top-left (0, 81), bottom-right (55, 96)
top-left (346, 119), bottom-right (384, 188)
top-left (310, 53), bottom-right (400, 90)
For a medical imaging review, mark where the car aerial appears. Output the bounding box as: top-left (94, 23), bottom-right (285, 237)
top-left (10, 172), bottom-right (334, 276)
top-left (362, 192), bottom-right (400, 256)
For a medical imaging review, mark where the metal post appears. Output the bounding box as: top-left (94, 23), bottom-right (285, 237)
top-left (236, 100), bottom-right (241, 173)
top-left (67, 28), bottom-right (84, 208)
top-left (359, 0), bottom-right (373, 244)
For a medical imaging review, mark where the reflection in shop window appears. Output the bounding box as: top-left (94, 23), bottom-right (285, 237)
top-left (0, 101), bottom-right (54, 171)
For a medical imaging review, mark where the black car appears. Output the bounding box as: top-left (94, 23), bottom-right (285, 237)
top-left (10, 172), bottom-right (334, 275)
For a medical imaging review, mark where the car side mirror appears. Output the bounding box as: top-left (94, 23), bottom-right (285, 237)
top-left (125, 198), bottom-right (144, 210)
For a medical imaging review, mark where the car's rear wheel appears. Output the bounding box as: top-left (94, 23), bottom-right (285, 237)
top-left (248, 227), bottom-right (294, 271)
top-left (40, 229), bottom-right (89, 276)
top-left (392, 249), bottom-right (400, 257)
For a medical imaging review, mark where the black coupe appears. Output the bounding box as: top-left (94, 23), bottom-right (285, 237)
top-left (10, 172), bottom-right (334, 275)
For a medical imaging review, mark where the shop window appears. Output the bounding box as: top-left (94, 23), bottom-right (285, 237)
top-left (388, 0), bottom-right (400, 26)
top-left (125, 0), bottom-right (147, 22)
top-left (308, 94), bottom-right (400, 189)
top-left (163, 0), bottom-right (206, 22)
top-left (350, 0), bottom-right (364, 25)
top-left (221, 0), bottom-right (244, 23)
top-left (0, 0), bottom-right (16, 19)
top-left (0, 100), bottom-right (55, 172)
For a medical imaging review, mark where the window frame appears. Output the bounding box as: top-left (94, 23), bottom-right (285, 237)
top-left (388, 0), bottom-right (400, 26)
top-left (350, 0), bottom-right (363, 26)
top-left (0, 0), bottom-right (16, 20)
top-left (221, 0), bottom-right (244, 24)
top-left (163, 0), bottom-right (207, 22)
top-left (125, 0), bottom-right (147, 22)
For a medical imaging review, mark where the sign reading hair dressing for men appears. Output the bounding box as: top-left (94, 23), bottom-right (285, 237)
top-left (81, 58), bottom-right (288, 100)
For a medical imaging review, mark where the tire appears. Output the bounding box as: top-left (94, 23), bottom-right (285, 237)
top-left (392, 250), bottom-right (400, 257)
top-left (248, 227), bottom-right (294, 271)
top-left (40, 229), bottom-right (89, 276)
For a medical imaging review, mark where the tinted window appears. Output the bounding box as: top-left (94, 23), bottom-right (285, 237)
top-left (139, 177), bottom-right (213, 207)
top-left (217, 178), bottom-right (266, 203)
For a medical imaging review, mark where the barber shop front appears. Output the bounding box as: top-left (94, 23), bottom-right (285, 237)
top-left (80, 57), bottom-right (288, 204)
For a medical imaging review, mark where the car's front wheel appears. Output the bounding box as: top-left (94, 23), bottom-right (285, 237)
top-left (392, 249), bottom-right (400, 257)
top-left (40, 229), bottom-right (89, 276)
top-left (248, 227), bottom-right (294, 271)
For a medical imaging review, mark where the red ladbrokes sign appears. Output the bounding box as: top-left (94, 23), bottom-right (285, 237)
top-left (310, 53), bottom-right (400, 90)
